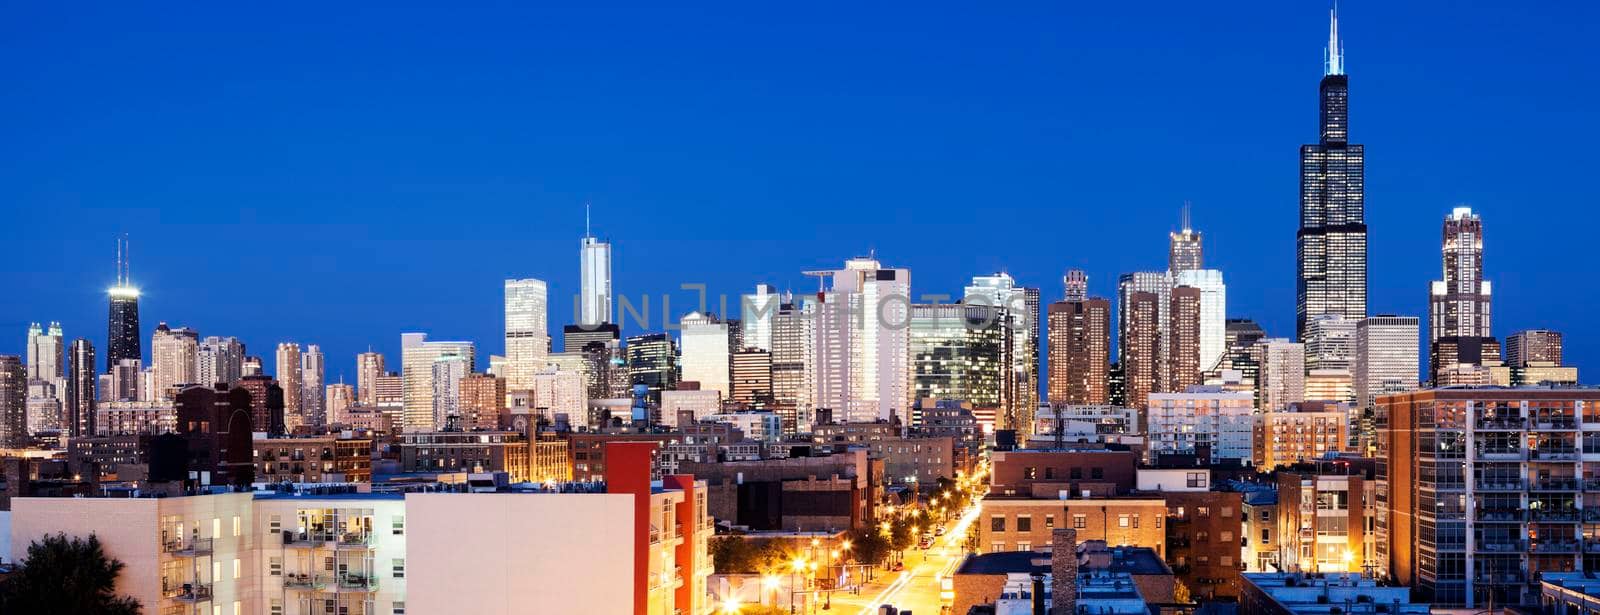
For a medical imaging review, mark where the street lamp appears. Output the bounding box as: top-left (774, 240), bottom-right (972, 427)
top-left (722, 598), bottom-right (742, 614)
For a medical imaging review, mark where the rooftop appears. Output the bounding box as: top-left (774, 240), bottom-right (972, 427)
top-left (1242, 572), bottom-right (1429, 614)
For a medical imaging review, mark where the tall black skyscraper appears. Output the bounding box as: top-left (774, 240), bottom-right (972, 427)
top-left (68, 339), bottom-right (96, 437)
top-left (1296, 8), bottom-right (1367, 341)
top-left (106, 236), bottom-right (141, 371)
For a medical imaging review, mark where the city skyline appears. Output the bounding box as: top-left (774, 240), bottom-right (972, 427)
top-left (2, 2), bottom-right (1596, 381)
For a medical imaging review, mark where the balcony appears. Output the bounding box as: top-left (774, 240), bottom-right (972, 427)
top-left (1530, 418), bottom-right (1579, 431)
top-left (1585, 542), bottom-right (1600, 554)
top-left (1474, 539), bottom-right (1527, 553)
top-left (1532, 540), bottom-right (1581, 554)
top-left (1584, 479), bottom-right (1600, 491)
top-left (283, 573), bottom-right (329, 590)
top-left (284, 531), bottom-right (332, 548)
top-left (1475, 416), bottom-right (1526, 430)
top-left (1532, 449), bottom-right (1581, 461)
top-left (171, 584), bottom-right (212, 603)
top-left (1474, 572), bottom-right (1527, 584)
top-left (337, 573), bottom-right (380, 591)
top-left (1476, 508), bottom-right (1527, 522)
top-left (164, 537), bottom-right (213, 557)
top-left (1533, 478), bottom-right (1581, 491)
top-left (336, 532), bottom-right (374, 550)
top-left (1585, 509), bottom-right (1600, 523)
top-left (1533, 510), bottom-right (1581, 523)
top-left (1473, 480), bottom-right (1525, 491)
top-left (1474, 448), bottom-right (1527, 461)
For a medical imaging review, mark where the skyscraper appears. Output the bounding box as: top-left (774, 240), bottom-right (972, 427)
top-left (1428, 206), bottom-right (1497, 380)
top-left (25, 322), bottom-right (65, 383)
top-left (356, 351), bottom-right (386, 405)
top-left (1119, 271), bottom-right (1170, 389)
top-left (908, 303), bottom-right (1009, 425)
top-left (678, 312), bottom-right (731, 398)
top-left (1260, 339), bottom-right (1307, 412)
top-left (580, 209), bottom-right (613, 327)
top-left (1297, 9), bottom-right (1367, 340)
top-left (1354, 315), bottom-right (1419, 411)
top-left (400, 333), bottom-right (476, 431)
top-left (197, 336), bottom-right (246, 387)
top-left (67, 339), bottom-right (96, 437)
top-left (106, 236), bottom-right (142, 372)
top-left (1122, 291), bottom-right (1161, 411)
top-left (1046, 297), bottom-right (1110, 405)
top-left (769, 295), bottom-right (813, 433)
top-left (1169, 204), bottom-right (1203, 272)
top-left (964, 272), bottom-right (1039, 434)
top-left (0, 356), bottom-right (25, 446)
top-left (625, 333), bottom-right (677, 402)
top-left (1171, 269), bottom-right (1226, 372)
top-left (301, 344), bottom-right (326, 426)
top-left (275, 343), bottom-right (303, 427)
top-left (562, 323), bottom-right (620, 353)
top-left (808, 257), bottom-right (912, 424)
top-left (1303, 314), bottom-right (1357, 372)
top-left (149, 323), bottom-right (199, 398)
top-left (1167, 286), bottom-right (1202, 392)
top-left (430, 354), bottom-right (470, 428)
top-left (730, 349), bottom-right (774, 408)
top-left (505, 278), bottom-right (551, 391)
top-left (325, 382), bottom-right (355, 426)
top-left (1506, 329), bottom-right (1563, 367)
top-left (739, 284), bottom-right (779, 352)
top-left (1062, 269), bottom-right (1088, 302)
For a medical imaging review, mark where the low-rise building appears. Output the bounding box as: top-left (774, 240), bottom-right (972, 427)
top-left (870, 435), bottom-right (958, 488)
top-left (1258, 401), bottom-right (1349, 469)
top-left (254, 433), bottom-right (374, 483)
top-left (397, 431), bottom-right (530, 482)
top-left (989, 448), bottom-right (1138, 498)
top-left (1146, 387), bottom-right (1254, 464)
top-left (1239, 572), bottom-right (1430, 615)
top-left (979, 496), bottom-right (1167, 556)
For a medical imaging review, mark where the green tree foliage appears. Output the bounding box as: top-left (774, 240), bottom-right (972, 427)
top-left (848, 528), bottom-right (891, 566)
top-left (890, 516), bottom-right (916, 552)
top-left (0, 533), bottom-right (142, 615)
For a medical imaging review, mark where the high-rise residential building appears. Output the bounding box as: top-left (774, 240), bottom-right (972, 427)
top-left (730, 349), bottom-right (773, 408)
top-left (1146, 386), bottom-right (1254, 464)
top-left (1171, 269), bottom-right (1226, 372)
top-left (769, 295), bottom-right (813, 433)
top-left (1379, 387), bottom-right (1600, 608)
top-left (562, 322), bottom-right (620, 353)
top-left (964, 273), bottom-right (1040, 435)
top-left (626, 333), bottom-right (677, 402)
top-left (325, 382), bottom-right (354, 425)
top-left (26, 321), bottom-right (65, 382)
top-left (1047, 297), bottom-right (1111, 405)
top-left (1106, 362), bottom-right (1126, 407)
top-left (740, 284), bottom-right (779, 352)
top-left (67, 339), bottom-right (96, 437)
top-left (1122, 291), bottom-right (1162, 412)
top-left (106, 358), bottom-right (143, 402)
top-left (401, 333), bottom-right (476, 432)
top-left (1063, 269), bottom-right (1089, 302)
top-left (106, 236), bottom-right (142, 373)
top-left (0, 356), bottom-right (25, 446)
top-left (1296, 10), bottom-right (1367, 341)
top-left (1428, 206), bottom-right (1499, 381)
top-left (579, 212), bottom-right (613, 327)
top-left (241, 355), bottom-right (262, 377)
top-left (1169, 206), bottom-right (1203, 272)
top-left (300, 344), bottom-right (326, 426)
top-left (1303, 314), bottom-right (1356, 372)
top-left (196, 335), bottom-right (245, 387)
top-left (356, 351), bottom-right (385, 405)
top-left (1260, 339), bottom-right (1306, 412)
top-left (1506, 329), bottom-right (1563, 367)
top-left (1119, 271), bottom-right (1170, 389)
top-left (235, 375), bottom-right (292, 436)
top-left (430, 354), bottom-right (471, 428)
top-left (808, 257), bottom-right (912, 424)
top-left (505, 278), bottom-right (551, 391)
top-left (531, 367), bottom-right (586, 427)
top-left (908, 303), bottom-right (1009, 429)
top-left (1213, 319), bottom-right (1268, 402)
top-left (373, 372), bottom-right (403, 419)
top-left (678, 312), bottom-right (731, 398)
top-left (149, 322), bottom-right (199, 399)
top-left (1167, 286), bottom-right (1203, 392)
top-left (458, 373), bottom-right (506, 431)
top-left (1354, 315), bottom-right (1420, 411)
top-left (274, 342), bottom-right (303, 428)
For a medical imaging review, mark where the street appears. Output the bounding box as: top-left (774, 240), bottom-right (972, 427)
top-left (819, 500), bottom-right (982, 615)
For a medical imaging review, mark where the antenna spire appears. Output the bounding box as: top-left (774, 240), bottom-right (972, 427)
top-left (1325, 4), bottom-right (1345, 76)
top-left (585, 202), bottom-right (592, 238)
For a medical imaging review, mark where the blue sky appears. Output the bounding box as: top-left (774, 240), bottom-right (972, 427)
top-left (2, 1), bottom-right (1595, 382)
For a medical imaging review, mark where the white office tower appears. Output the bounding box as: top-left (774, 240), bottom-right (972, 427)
top-left (580, 209), bottom-right (613, 326)
top-left (429, 354), bottom-right (469, 428)
top-left (401, 333), bottom-right (476, 431)
top-left (1303, 314), bottom-right (1357, 371)
top-left (149, 323), bottom-right (198, 398)
top-left (356, 351), bottom-right (385, 405)
top-left (963, 272), bottom-right (1039, 431)
top-left (300, 344), bottom-right (326, 426)
top-left (26, 322), bottom-right (65, 382)
top-left (504, 278), bottom-right (550, 391)
top-left (1118, 271), bottom-right (1171, 384)
top-left (740, 284), bottom-right (780, 352)
top-left (1355, 315), bottom-right (1420, 410)
top-left (1171, 269), bottom-right (1226, 372)
top-left (532, 367), bottom-right (587, 428)
top-left (808, 257), bottom-right (911, 424)
top-left (1260, 339), bottom-right (1307, 412)
top-left (678, 312), bottom-right (732, 398)
top-left (197, 336), bottom-right (245, 387)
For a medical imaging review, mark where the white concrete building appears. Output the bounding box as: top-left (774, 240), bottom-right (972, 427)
top-left (1171, 269), bottom-right (1226, 372)
top-left (660, 389), bottom-right (722, 428)
top-left (677, 312), bottom-right (731, 399)
top-left (1260, 339), bottom-right (1306, 412)
top-left (808, 257), bottom-right (911, 423)
top-left (1354, 315), bottom-right (1420, 410)
top-left (1146, 386), bottom-right (1255, 463)
top-left (739, 284), bottom-right (779, 352)
top-left (400, 333), bottom-right (475, 432)
top-left (503, 278), bottom-right (550, 391)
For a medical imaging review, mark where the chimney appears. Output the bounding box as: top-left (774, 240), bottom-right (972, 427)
top-left (1052, 528), bottom-right (1078, 614)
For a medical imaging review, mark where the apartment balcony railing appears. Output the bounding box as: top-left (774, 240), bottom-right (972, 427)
top-left (1584, 479), bottom-right (1600, 491)
top-left (1532, 449), bottom-right (1581, 461)
top-left (1473, 480), bottom-right (1525, 491)
top-left (1474, 539), bottom-right (1527, 553)
top-left (1474, 572), bottom-right (1527, 584)
top-left (284, 530), bottom-right (333, 548)
top-left (171, 584), bottom-right (212, 603)
top-left (1474, 449), bottom-right (1527, 461)
top-left (1532, 540), bottom-right (1581, 553)
top-left (1533, 510), bottom-right (1581, 523)
top-left (1475, 416), bottom-right (1526, 430)
top-left (1530, 418), bottom-right (1579, 430)
top-left (338, 573), bottom-right (380, 591)
top-left (336, 532), bottom-right (374, 549)
top-left (1585, 542), bottom-right (1600, 554)
top-left (1476, 509), bottom-right (1527, 522)
top-left (1584, 509), bottom-right (1600, 522)
top-left (283, 573), bottom-right (329, 590)
top-left (163, 537), bottom-right (213, 557)
top-left (1533, 478), bottom-right (1581, 491)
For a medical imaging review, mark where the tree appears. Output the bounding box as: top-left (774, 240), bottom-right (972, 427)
top-left (711, 536), bottom-right (759, 574)
top-left (890, 516), bottom-right (916, 552)
top-left (848, 528), bottom-right (890, 567)
top-left (0, 533), bottom-right (141, 615)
